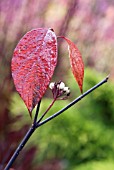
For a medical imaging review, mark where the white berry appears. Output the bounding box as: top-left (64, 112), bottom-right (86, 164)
top-left (49, 82), bottom-right (55, 89)
top-left (63, 87), bottom-right (70, 94)
top-left (59, 82), bottom-right (65, 90)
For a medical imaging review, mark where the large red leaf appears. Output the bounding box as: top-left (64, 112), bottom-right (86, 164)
top-left (12, 28), bottom-right (57, 115)
top-left (58, 36), bottom-right (84, 93)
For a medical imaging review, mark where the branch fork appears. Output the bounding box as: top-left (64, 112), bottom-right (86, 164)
top-left (4, 75), bottom-right (109, 170)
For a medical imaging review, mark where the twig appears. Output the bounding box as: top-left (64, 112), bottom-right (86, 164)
top-left (33, 100), bottom-right (41, 124)
top-left (37, 98), bottom-right (56, 123)
top-left (4, 126), bottom-right (35, 170)
top-left (36, 75), bottom-right (109, 127)
top-left (4, 76), bottom-right (109, 170)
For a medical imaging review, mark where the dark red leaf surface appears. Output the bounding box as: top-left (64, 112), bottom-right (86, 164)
top-left (12, 28), bottom-right (57, 115)
top-left (58, 36), bottom-right (84, 93)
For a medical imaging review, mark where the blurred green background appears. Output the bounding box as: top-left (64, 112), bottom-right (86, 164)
top-left (0, 0), bottom-right (114, 170)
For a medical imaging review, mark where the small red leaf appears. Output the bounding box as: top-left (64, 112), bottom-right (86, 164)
top-left (58, 36), bottom-right (84, 93)
top-left (12, 28), bottom-right (57, 115)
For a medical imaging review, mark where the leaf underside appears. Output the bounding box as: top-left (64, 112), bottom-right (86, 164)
top-left (12, 28), bottom-right (57, 115)
top-left (58, 36), bottom-right (84, 93)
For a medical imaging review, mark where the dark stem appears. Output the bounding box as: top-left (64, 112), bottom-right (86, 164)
top-left (33, 100), bottom-right (41, 124)
top-left (4, 126), bottom-right (36, 170)
top-left (37, 97), bottom-right (56, 123)
top-left (36, 75), bottom-right (109, 128)
top-left (4, 75), bottom-right (109, 170)
top-left (4, 101), bottom-right (42, 170)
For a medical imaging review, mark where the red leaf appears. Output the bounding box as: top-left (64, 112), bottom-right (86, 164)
top-left (58, 36), bottom-right (84, 93)
top-left (12, 28), bottom-right (57, 115)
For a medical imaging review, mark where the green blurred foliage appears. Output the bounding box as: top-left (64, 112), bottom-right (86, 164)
top-left (73, 160), bottom-right (114, 170)
top-left (10, 68), bottom-right (114, 169)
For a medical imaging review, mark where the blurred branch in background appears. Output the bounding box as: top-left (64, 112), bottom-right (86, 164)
top-left (55, 0), bottom-right (79, 78)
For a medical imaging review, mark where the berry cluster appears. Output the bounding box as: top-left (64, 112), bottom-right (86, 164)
top-left (49, 81), bottom-right (70, 100)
